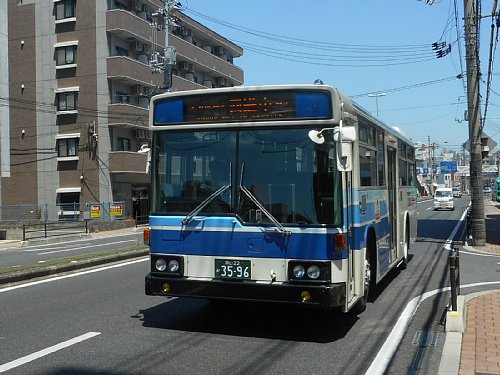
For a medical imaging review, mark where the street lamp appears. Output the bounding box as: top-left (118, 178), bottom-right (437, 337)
top-left (368, 92), bottom-right (386, 117)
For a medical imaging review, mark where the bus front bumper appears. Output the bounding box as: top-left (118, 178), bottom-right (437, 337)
top-left (145, 273), bottom-right (346, 309)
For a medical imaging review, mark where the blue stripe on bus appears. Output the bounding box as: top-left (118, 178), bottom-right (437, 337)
top-left (149, 216), bottom-right (345, 260)
top-left (149, 190), bottom-right (392, 261)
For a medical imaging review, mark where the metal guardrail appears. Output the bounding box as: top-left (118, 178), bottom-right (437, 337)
top-left (0, 202), bottom-right (127, 222)
top-left (22, 221), bottom-right (89, 241)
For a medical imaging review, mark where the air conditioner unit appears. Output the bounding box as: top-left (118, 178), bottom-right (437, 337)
top-left (216, 77), bottom-right (228, 86)
top-left (215, 46), bottom-right (226, 56)
top-left (136, 129), bottom-right (145, 139)
top-left (132, 41), bottom-right (143, 52)
top-left (179, 27), bottom-right (190, 36)
top-left (132, 85), bottom-right (143, 95)
top-left (136, 129), bottom-right (150, 139)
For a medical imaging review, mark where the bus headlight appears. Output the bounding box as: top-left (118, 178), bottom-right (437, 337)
top-left (152, 255), bottom-right (184, 276)
top-left (293, 265), bottom-right (305, 278)
top-left (168, 259), bottom-right (180, 272)
top-left (288, 261), bottom-right (331, 282)
top-left (307, 265), bottom-right (321, 279)
top-left (155, 258), bottom-right (167, 272)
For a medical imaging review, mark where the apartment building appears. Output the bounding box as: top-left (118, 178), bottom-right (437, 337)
top-left (1, 0), bottom-right (243, 220)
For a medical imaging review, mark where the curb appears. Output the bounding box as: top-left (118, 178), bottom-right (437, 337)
top-left (0, 248), bottom-right (149, 285)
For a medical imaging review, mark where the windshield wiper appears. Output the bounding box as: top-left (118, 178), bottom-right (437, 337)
top-left (182, 162), bottom-right (232, 225)
top-left (239, 163), bottom-right (291, 236)
top-left (181, 184), bottom-right (230, 225)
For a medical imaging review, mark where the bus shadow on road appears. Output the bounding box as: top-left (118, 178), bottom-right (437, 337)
top-left (136, 298), bottom-right (359, 343)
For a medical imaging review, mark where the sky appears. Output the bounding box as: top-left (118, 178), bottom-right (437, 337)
top-left (180, 0), bottom-right (500, 155)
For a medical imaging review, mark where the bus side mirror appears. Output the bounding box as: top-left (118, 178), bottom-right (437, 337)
top-left (337, 142), bottom-right (352, 171)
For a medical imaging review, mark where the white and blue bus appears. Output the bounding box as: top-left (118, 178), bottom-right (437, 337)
top-left (144, 84), bottom-right (418, 313)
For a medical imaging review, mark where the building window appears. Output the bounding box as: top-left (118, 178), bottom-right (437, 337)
top-left (56, 92), bottom-right (78, 111)
top-left (117, 137), bottom-right (131, 151)
top-left (55, 0), bottom-right (76, 20)
top-left (57, 138), bottom-right (79, 158)
top-left (115, 46), bottom-right (129, 57)
top-left (56, 45), bottom-right (77, 66)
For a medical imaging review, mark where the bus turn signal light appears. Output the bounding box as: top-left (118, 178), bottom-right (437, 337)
top-left (143, 227), bottom-right (150, 246)
top-left (334, 234), bottom-right (346, 253)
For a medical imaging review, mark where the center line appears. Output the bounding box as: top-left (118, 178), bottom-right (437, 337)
top-left (0, 332), bottom-right (101, 373)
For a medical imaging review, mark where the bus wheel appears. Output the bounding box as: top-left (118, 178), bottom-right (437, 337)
top-left (350, 250), bottom-right (371, 314)
top-left (399, 226), bottom-right (409, 270)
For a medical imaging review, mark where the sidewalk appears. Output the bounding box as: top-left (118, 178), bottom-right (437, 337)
top-left (456, 199), bottom-right (500, 375)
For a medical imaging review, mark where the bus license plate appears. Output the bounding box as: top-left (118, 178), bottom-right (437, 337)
top-left (215, 259), bottom-right (251, 280)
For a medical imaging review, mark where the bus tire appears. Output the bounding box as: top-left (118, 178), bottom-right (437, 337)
top-left (399, 223), bottom-right (409, 270)
top-left (350, 239), bottom-right (375, 314)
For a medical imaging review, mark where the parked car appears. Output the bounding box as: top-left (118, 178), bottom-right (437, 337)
top-left (452, 187), bottom-right (462, 198)
top-left (483, 186), bottom-right (493, 194)
top-left (433, 187), bottom-right (454, 210)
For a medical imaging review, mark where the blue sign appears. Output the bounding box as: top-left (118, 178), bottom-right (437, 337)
top-left (423, 168), bottom-right (429, 174)
top-left (440, 161), bottom-right (458, 174)
top-left (416, 168), bottom-right (422, 174)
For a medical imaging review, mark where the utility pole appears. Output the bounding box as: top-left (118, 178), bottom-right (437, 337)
top-left (151, 1), bottom-right (178, 92)
top-left (428, 135), bottom-right (434, 195)
top-left (464, 0), bottom-right (486, 246)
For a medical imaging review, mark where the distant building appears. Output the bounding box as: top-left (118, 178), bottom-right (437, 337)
top-left (1, 0), bottom-right (243, 220)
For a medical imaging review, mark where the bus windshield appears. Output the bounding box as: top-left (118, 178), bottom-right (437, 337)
top-left (151, 127), bottom-right (342, 226)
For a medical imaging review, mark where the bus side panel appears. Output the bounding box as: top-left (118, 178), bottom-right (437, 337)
top-left (351, 190), bottom-right (391, 283)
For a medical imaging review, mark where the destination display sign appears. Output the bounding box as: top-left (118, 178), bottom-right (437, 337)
top-left (153, 90), bottom-right (332, 125)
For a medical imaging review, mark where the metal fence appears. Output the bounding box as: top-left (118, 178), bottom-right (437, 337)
top-left (0, 202), bottom-right (127, 222)
top-left (22, 221), bottom-right (88, 241)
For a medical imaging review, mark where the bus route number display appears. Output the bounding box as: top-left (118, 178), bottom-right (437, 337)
top-left (153, 90), bottom-right (332, 125)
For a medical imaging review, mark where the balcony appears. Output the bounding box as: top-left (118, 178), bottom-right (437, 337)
top-left (106, 9), bottom-right (157, 45)
top-left (109, 152), bottom-right (149, 183)
top-left (107, 56), bottom-right (163, 87)
top-left (108, 102), bottom-right (149, 126)
top-left (172, 36), bottom-right (244, 85)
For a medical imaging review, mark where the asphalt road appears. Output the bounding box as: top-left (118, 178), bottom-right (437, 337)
top-left (0, 231), bottom-right (143, 270)
top-left (1, 197), bottom-right (499, 374)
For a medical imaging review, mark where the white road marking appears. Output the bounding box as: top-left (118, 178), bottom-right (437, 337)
top-left (443, 208), bottom-right (469, 251)
top-left (0, 332), bottom-right (101, 373)
top-left (37, 239), bottom-right (136, 255)
top-left (365, 280), bottom-right (500, 375)
top-left (0, 257), bottom-right (148, 293)
top-left (461, 250), bottom-right (500, 257)
top-left (366, 205), bottom-right (496, 374)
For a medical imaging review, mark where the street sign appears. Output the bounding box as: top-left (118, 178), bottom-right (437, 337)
top-left (439, 161), bottom-right (458, 174)
top-left (110, 203), bottom-right (124, 218)
top-left (91, 204), bottom-right (102, 218)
